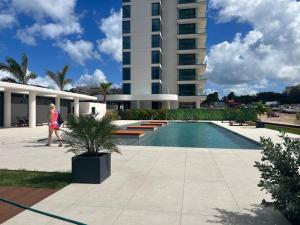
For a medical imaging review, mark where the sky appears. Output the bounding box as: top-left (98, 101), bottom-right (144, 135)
top-left (0, 0), bottom-right (300, 96)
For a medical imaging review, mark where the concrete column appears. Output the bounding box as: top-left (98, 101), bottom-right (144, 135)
top-left (136, 100), bottom-right (140, 109)
top-left (55, 96), bottom-right (61, 112)
top-left (74, 97), bottom-right (79, 117)
top-left (29, 91), bottom-right (36, 128)
top-left (196, 101), bottom-right (201, 109)
top-left (4, 90), bottom-right (11, 128)
top-left (166, 101), bottom-right (171, 110)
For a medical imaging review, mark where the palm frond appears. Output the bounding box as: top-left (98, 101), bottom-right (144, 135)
top-left (21, 53), bottom-right (28, 77)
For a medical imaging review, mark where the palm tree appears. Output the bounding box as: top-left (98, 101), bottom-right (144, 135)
top-left (99, 82), bottom-right (112, 103)
top-left (47, 65), bottom-right (72, 91)
top-left (0, 53), bottom-right (37, 84)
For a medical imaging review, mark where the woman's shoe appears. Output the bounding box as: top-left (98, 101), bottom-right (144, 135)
top-left (58, 141), bottom-right (63, 147)
top-left (45, 143), bottom-right (51, 147)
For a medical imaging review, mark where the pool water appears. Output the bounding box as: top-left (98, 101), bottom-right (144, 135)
top-left (116, 122), bottom-right (260, 149)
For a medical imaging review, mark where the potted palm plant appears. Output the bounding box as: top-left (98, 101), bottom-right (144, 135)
top-left (65, 115), bottom-right (120, 184)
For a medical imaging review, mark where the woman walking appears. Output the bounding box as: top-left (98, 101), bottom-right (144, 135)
top-left (46, 103), bottom-right (63, 147)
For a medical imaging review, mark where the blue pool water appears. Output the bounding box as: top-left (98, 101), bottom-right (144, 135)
top-left (116, 122), bottom-right (260, 149)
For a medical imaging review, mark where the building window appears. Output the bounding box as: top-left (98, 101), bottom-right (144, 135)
top-left (152, 19), bottom-right (161, 32)
top-left (178, 54), bottom-right (196, 65)
top-left (178, 8), bottom-right (196, 19)
top-left (91, 107), bottom-right (96, 115)
top-left (123, 52), bottom-right (131, 65)
top-left (152, 83), bottom-right (161, 94)
top-left (123, 5), bottom-right (131, 18)
top-left (123, 68), bottom-right (131, 80)
top-left (179, 102), bottom-right (196, 109)
top-left (178, 23), bottom-right (196, 34)
top-left (152, 3), bottom-right (161, 16)
top-left (178, 39), bottom-right (196, 50)
top-left (123, 36), bottom-right (131, 49)
top-left (151, 67), bottom-right (161, 80)
top-left (123, 83), bottom-right (131, 94)
top-left (123, 21), bottom-right (131, 33)
top-left (152, 51), bottom-right (161, 64)
top-left (122, 0), bottom-right (131, 3)
top-left (178, 69), bottom-right (196, 80)
top-left (178, 84), bottom-right (196, 96)
top-left (151, 35), bottom-right (161, 48)
top-left (152, 101), bottom-right (162, 109)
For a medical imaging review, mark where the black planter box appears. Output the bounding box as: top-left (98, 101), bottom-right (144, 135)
top-left (72, 152), bottom-right (111, 184)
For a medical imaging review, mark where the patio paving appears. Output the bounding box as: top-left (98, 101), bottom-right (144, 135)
top-left (0, 121), bottom-right (297, 225)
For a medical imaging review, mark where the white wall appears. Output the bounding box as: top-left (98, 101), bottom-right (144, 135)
top-left (77, 102), bottom-right (106, 120)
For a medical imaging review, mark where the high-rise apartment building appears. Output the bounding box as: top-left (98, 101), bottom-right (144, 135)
top-left (107, 0), bottom-right (207, 109)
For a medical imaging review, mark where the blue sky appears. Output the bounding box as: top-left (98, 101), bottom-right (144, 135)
top-left (0, 0), bottom-right (300, 96)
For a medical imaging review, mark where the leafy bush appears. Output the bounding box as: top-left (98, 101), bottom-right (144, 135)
top-left (64, 115), bottom-right (120, 155)
top-left (117, 108), bottom-right (257, 121)
top-left (254, 135), bottom-right (300, 222)
top-left (105, 111), bottom-right (119, 120)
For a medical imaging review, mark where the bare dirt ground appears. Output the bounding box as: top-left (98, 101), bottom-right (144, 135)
top-left (262, 113), bottom-right (300, 126)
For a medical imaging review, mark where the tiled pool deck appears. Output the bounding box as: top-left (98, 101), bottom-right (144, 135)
top-left (1, 121), bottom-right (298, 225)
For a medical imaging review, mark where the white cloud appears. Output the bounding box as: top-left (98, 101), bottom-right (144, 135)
top-left (207, 0), bottom-right (300, 94)
top-left (28, 76), bottom-right (58, 89)
top-left (0, 71), bottom-right (13, 80)
top-left (0, 13), bottom-right (16, 29)
top-left (10, 0), bottom-right (82, 44)
top-left (97, 9), bottom-right (122, 62)
top-left (12, 0), bottom-right (77, 22)
top-left (76, 69), bottom-right (108, 86)
top-left (57, 40), bottom-right (100, 65)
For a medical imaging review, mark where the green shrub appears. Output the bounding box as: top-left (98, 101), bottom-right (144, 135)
top-left (254, 135), bottom-right (300, 222)
top-left (118, 108), bottom-right (257, 121)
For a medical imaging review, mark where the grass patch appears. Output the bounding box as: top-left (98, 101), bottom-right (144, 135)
top-left (265, 124), bottom-right (300, 135)
top-left (0, 169), bottom-right (71, 189)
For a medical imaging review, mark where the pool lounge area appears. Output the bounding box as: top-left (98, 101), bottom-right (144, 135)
top-left (115, 122), bottom-right (260, 149)
top-left (1, 121), bottom-right (298, 225)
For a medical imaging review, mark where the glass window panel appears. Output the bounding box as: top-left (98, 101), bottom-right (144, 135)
top-left (178, 23), bottom-right (196, 34)
top-left (152, 51), bottom-right (161, 64)
top-left (178, 39), bottom-right (196, 50)
top-left (123, 83), bottom-right (131, 94)
top-left (152, 3), bottom-right (161, 16)
top-left (123, 36), bottom-right (131, 49)
top-left (179, 8), bottom-right (196, 19)
top-left (123, 68), bottom-right (131, 80)
top-left (152, 83), bottom-right (161, 94)
top-left (152, 19), bottom-right (161, 32)
top-left (123, 5), bottom-right (131, 18)
top-left (123, 52), bottom-right (131, 65)
top-left (151, 67), bottom-right (161, 80)
top-left (152, 35), bottom-right (161, 48)
top-left (178, 54), bottom-right (196, 65)
top-left (178, 84), bottom-right (196, 96)
top-left (178, 69), bottom-right (196, 80)
top-left (123, 21), bottom-right (131, 33)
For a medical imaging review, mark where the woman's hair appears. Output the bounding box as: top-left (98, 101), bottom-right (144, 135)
top-left (49, 103), bottom-right (56, 110)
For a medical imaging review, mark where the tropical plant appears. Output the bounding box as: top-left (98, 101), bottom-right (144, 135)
top-left (254, 102), bottom-right (267, 120)
top-left (46, 65), bottom-right (72, 91)
top-left (0, 53), bottom-right (37, 84)
top-left (64, 115), bottom-right (120, 155)
top-left (99, 82), bottom-right (112, 103)
top-left (254, 135), bottom-right (300, 223)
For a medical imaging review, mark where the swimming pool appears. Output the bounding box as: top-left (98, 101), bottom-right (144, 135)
top-left (116, 122), bottom-right (260, 149)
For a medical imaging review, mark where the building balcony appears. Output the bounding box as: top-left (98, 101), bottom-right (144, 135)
top-left (177, 64), bottom-right (207, 73)
top-left (177, 47), bottom-right (206, 54)
top-left (177, 0), bottom-right (206, 10)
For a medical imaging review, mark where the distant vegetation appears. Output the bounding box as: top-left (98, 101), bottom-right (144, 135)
top-left (117, 108), bottom-right (257, 122)
top-left (204, 85), bottom-right (300, 106)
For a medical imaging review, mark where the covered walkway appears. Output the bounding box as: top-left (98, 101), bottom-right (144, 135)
top-left (0, 81), bottom-right (97, 128)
